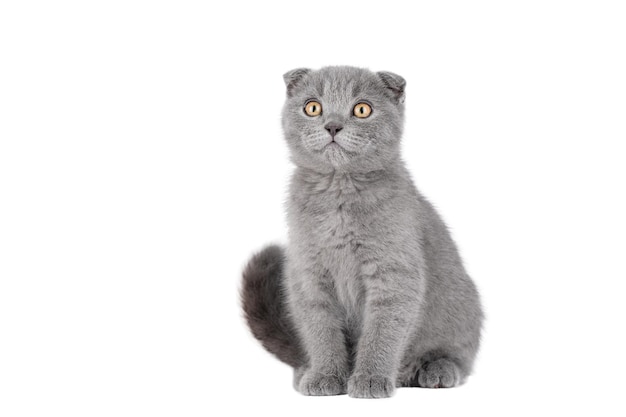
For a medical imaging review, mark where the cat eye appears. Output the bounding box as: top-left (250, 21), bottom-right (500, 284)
top-left (304, 100), bottom-right (322, 117)
top-left (353, 102), bottom-right (372, 118)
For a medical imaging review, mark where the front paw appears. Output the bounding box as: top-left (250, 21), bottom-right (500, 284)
top-left (298, 371), bottom-right (347, 396)
top-left (348, 374), bottom-right (395, 398)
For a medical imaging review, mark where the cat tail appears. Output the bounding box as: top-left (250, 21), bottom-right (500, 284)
top-left (241, 244), bottom-right (306, 368)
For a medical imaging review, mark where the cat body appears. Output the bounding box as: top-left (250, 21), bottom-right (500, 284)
top-left (242, 66), bottom-right (482, 398)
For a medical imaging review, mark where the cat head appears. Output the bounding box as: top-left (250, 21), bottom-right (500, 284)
top-left (281, 66), bottom-right (406, 173)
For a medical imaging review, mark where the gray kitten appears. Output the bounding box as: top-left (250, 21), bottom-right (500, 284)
top-left (242, 66), bottom-right (483, 398)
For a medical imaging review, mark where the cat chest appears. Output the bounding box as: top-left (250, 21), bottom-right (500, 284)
top-left (307, 202), bottom-right (365, 257)
top-left (319, 243), bottom-right (364, 313)
top-left (308, 206), bottom-right (372, 314)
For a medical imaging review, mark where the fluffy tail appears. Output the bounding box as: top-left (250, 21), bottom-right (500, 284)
top-left (241, 245), bottom-right (305, 368)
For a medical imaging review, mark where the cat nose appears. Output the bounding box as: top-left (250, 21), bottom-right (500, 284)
top-left (324, 122), bottom-right (343, 139)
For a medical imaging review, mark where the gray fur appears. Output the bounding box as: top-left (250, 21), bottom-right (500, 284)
top-left (241, 66), bottom-right (483, 398)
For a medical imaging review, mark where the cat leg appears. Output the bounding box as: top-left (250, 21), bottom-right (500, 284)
top-left (288, 269), bottom-right (349, 396)
top-left (348, 270), bottom-right (423, 398)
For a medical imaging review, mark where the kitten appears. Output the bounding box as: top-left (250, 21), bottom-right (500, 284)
top-left (241, 66), bottom-right (483, 398)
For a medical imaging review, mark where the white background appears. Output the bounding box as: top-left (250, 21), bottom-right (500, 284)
top-left (1, 1), bottom-right (625, 415)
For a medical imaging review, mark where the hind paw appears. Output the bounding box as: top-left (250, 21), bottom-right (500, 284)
top-left (417, 358), bottom-right (461, 388)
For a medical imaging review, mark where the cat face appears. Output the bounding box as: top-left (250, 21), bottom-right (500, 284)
top-left (281, 66), bottom-right (406, 173)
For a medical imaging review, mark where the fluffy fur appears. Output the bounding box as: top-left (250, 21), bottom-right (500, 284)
top-left (241, 66), bottom-right (483, 398)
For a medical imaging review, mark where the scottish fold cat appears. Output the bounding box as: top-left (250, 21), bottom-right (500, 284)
top-left (242, 66), bottom-right (482, 398)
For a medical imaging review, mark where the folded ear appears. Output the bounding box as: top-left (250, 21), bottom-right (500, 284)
top-left (283, 68), bottom-right (311, 97)
top-left (377, 71), bottom-right (406, 104)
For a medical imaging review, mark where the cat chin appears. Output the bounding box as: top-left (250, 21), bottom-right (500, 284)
top-left (322, 144), bottom-right (354, 166)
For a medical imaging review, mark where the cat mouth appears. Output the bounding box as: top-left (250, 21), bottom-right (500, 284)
top-left (320, 140), bottom-right (358, 162)
top-left (322, 140), bottom-right (344, 151)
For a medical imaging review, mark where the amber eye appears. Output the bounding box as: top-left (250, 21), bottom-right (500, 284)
top-left (304, 101), bottom-right (322, 117)
top-left (353, 102), bottom-right (372, 118)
